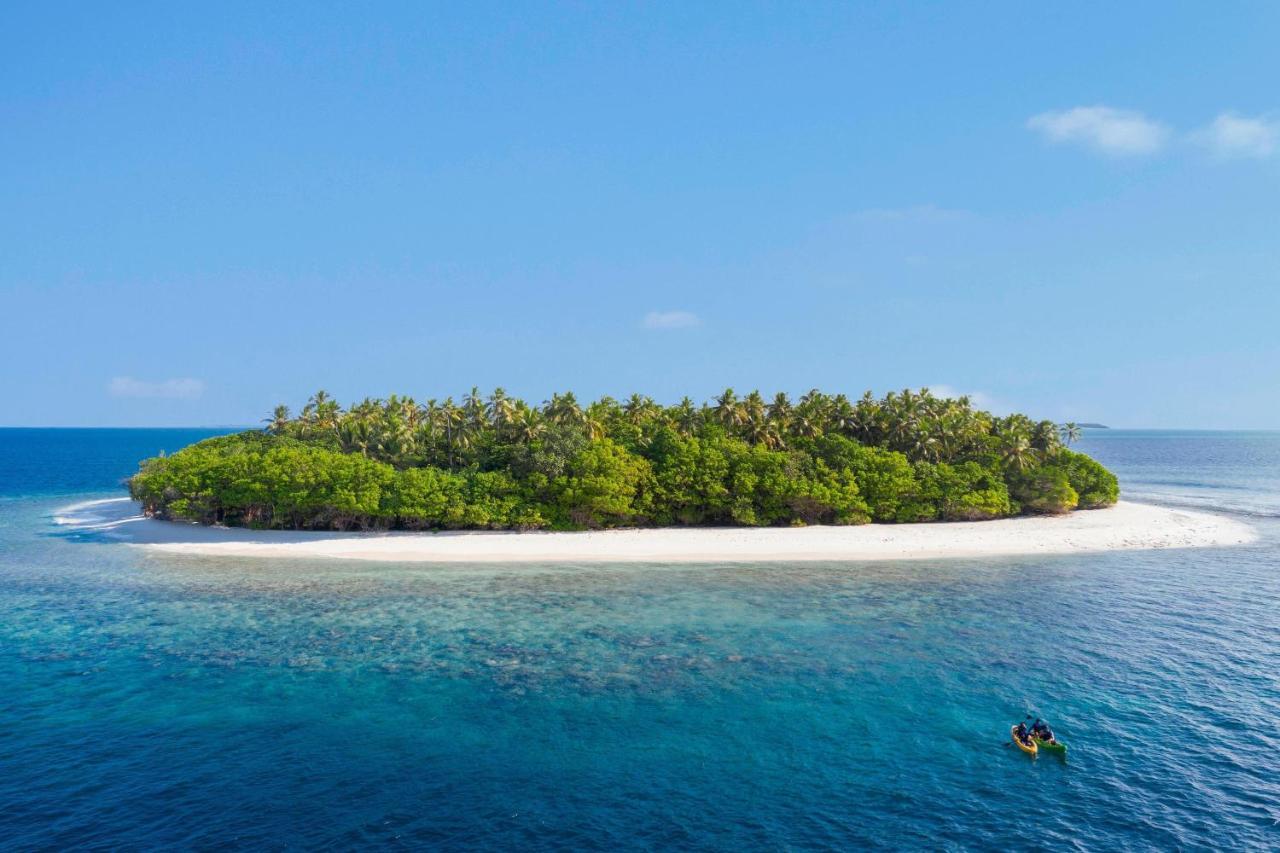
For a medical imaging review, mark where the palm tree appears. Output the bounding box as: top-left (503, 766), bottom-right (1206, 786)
top-left (672, 397), bottom-right (701, 436)
top-left (742, 413), bottom-right (784, 449)
top-left (311, 390), bottom-right (332, 412)
top-left (415, 399), bottom-right (442, 465)
top-left (463, 386), bottom-right (488, 431)
top-left (438, 398), bottom-right (463, 470)
top-left (378, 404), bottom-right (417, 466)
top-left (761, 422), bottom-right (786, 450)
top-left (743, 391), bottom-right (766, 427)
top-left (829, 394), bottom-right (856, 436)
top-left (1059, 422), bottom-right (1082, 446)
top-left (545, 392), bottom-right (584, 427)
top-left (454, 418), bottom-right (479, 456)
top-left (337, 417), bottom-right (372, 457)
top-left (998, 432), bottom-right (1037, 472)
top-left (767, 392), bottom-right (792, 428)
top-left (584, 414), bottom-right (606, 440)
top-left (851, 391), bottom-right (880, 443)
top-left (792, 413), bottom-right (824, 439)
top-left (798, 388), bottom-right (829, 411)
top-left (910, 433), bottom-right (942, 463)
top-left (795, 389), bottom-right (833, 438)
top-left (1031, 420), bottom-right (1062, 454)
top-left (263, 404), bottom-right (291, 434)
top-left (397, 396), bottom-right (421, 430)
top-left (510, 408), bottom-right (545, 444)
top-left (743, 414), bottom-right (771, 446)
top-left (490, 388), bottom-right (517, 431)
top-left (623, 393), bottom-right (657, 425)
top-left (714, 388), bottom-right (744, 429)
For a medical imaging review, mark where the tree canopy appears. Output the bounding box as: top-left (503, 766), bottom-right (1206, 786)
top-left (129, 388), bottom-right (1118, 531)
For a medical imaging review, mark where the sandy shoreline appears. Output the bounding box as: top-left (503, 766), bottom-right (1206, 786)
top-left (56, 498), bottom-right (1257, 563)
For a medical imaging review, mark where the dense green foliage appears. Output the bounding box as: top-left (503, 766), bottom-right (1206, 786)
top-left (129, 388), bottom-right (1117, 531)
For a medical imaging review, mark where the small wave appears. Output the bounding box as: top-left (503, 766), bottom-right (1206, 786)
top-left (1137, 478), bottom-right (1253, 492)
top-left (1124, 492), bottom-right (1280, 520)
top-left (52, 497), bottom-right (143, 531)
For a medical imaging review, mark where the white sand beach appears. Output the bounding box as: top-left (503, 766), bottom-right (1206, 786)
top-left (57, 498), bottom-right (1257, 563)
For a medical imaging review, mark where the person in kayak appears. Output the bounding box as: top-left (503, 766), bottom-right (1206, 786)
top-left (1013, 722), bottom-right (1032, 743)
top-left (1031, 719), bottom-right (1055, 743)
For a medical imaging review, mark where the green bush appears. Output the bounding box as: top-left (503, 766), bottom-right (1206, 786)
top-left (1057, 449), bottom-right (1119, 508)
top-left (128, 388), bottom-right (1120, 531)
top-left (388, 467), bottom-right (467, 528)
top-left (807, 435), bottom-right (917, 522)
top-left (926, 458), bottom-right (1013, 517)
top-left (786, 457), bottom-right (871, 525)
top-left (553, 439), bottom-right (654, 528)
top-left (1009, 466), bottom-right (1079, 515)
top-left (647, 429), bottom-right (734, 525)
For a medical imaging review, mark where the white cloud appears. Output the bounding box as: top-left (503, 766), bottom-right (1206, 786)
top-left (109, 376), bottom-right (205, 399)
top-left (928, 385), bottom-right (1010, 415)
top-left (1027, 106), bottom-right (1170, 156)
top-left (1189, 112), bottom-right (1278, 159)
top-left (641, 310), bottom-right (701, 330)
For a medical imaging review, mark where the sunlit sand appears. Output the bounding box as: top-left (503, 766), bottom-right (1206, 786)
top-left (58, 498), bottom-right (1257, 563)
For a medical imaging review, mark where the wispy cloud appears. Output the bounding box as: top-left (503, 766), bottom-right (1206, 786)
top-left (109, 376), bottom-right (205, 399)
top-left (641, 310), bottom-right (701, 330)
top-left (928, 384), bottom-right (1010, 415)
top-left (1027, 106), bottom-right (1170, 156)
top-left (1189, 112), bottom-right (1278, 159)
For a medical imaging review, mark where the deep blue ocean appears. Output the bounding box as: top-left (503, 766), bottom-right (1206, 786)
top-left (1, 428), bottom-right (1278, 849)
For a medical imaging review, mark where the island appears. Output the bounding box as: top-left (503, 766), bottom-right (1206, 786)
top-left (129, 388), bottom-right (1120, 532)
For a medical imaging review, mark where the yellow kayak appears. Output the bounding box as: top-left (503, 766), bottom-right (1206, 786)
top-left (1011, 726), bottom-right (1038, 756)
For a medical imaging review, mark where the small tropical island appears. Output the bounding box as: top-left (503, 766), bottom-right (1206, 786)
top-left (129, 388), bottom-right (1119, 532)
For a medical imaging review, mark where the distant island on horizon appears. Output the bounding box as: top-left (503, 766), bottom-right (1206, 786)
top-left (129, 388), bottom-right (1118, 532)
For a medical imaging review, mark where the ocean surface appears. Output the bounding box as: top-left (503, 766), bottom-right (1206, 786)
top-left (1, 428), bottom-right (1277, 849)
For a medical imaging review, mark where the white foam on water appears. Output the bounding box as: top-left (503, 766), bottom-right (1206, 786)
top-left (53, 497), bottom-right (143, 533)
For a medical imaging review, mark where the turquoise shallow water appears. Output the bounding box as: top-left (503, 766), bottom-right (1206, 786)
top-left (2, 429), bottom-right (1279, 848)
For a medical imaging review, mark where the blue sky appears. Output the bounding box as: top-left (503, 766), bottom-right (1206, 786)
top-left (3, 2), bottom-right (1278, 428)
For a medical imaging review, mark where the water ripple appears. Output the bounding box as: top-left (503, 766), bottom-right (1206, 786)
top-left (2, 486), bottom-right (1280, 847)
